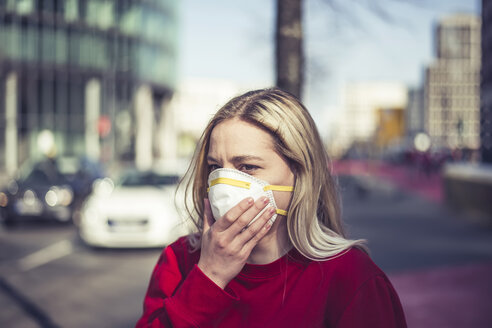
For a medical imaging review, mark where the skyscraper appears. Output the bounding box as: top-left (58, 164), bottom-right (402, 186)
top-left (0, 0), bottom-right (178, 173)
top-left (425, 14), bottom-right (481, 150)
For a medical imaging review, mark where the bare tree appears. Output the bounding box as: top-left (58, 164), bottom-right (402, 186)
top-left (275, 0), bottom-right (304, 99)
top-left (275, 0), bottom-right (421, 100)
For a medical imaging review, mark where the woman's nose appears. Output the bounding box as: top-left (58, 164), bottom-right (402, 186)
top-left (222, 162), bottom-right (235, 169)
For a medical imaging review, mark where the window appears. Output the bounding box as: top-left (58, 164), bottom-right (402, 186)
top-left (117, 37), bottom-right (132, 71)
top-left (41, 0), bottom-right (55, 13)
top-left (40, 78), bottom-right (55, 130)
top-left (17, 0), bottom-right (34, 15)
top-left (68, 30), bottom-right (80, 65)
top-left (78, 33), bottom-right (108, 69)
top-left (55, 79), bottom-right (68, 133)
top-left (55, 29), bottom-right (68, 64)
top-left (41, 27), bottom-right (56, 63)
top-left (120, 4), bottom-right (141, 35)
top-left (98, 0), bottom-right (114, 29)
top-left (6, 24), bottom-right (21, 59)
top-left (142, 8), bottom-right (169, 42)
top-left (68, 79), bottom-right (84, 134)
top-left (79, 33), bottom-right (93, 67)
top-left (87, 0), bottom-right (114, 29)
top-left (22, 24), bottom-right (39, 61)
top-left (64, 0), bottom-right (78, 21)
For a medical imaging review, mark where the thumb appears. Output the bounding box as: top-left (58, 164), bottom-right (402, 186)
top-left (202, 198), bottom-right (214, 234)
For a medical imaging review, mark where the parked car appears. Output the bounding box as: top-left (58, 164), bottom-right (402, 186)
top-left (58, 156), bottom-right (105, 202)
top-left (79, 170), bottom-right (193, 248)
top-left (0, 157), bottom-right (105, 226)
top-left (1, 159), bottom-right (74, 225)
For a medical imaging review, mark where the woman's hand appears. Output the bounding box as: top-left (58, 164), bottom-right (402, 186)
top-left (197, 197), bottom-right (275, 289)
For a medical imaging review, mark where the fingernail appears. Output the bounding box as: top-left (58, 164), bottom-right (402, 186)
top-left (247, 198), bottom-right (254, 205)
top-left (263, 197), bottom-right (269, 204)
top-left (269, 207), bottom-right (276, 214)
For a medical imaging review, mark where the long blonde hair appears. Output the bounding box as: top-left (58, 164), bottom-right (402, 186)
top-left (181, 88), bottom-right (365, 260)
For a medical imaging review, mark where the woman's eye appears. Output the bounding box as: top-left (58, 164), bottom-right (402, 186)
top-left (239, 164), bottom-right (259, 172)
top-left (208, 164), bottom-right (220, 171)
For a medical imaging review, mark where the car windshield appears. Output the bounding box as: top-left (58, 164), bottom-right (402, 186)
top-left (119, 172), bottom-right (180, 187)
top-left (23, 164), bottom-right (68, 186)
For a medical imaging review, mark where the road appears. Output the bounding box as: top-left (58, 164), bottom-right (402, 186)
top-left (0, 175), bottom-right (491, 327)
top-left (0, 224), bottom-right (161, 327)
top-left (339, 175), bottom-right (492, 272)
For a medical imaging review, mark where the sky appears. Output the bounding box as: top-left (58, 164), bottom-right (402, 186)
top-left (177, 0), bottom-right (480, 131)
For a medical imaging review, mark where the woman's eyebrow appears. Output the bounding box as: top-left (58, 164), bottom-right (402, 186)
top-left (230, 155), bottom-right (265, 163)
top-left (206, 155), bottom-right (219, 163)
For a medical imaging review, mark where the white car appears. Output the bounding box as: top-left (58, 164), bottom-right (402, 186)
top-left (79, 171), bottom-right (194, 248)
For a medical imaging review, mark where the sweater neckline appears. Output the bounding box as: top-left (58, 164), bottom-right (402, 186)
top-left (239, 247), bottom-right (309, 278)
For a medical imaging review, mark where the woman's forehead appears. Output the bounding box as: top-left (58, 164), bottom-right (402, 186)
top-left (208, 119), bottom-right (275, 157)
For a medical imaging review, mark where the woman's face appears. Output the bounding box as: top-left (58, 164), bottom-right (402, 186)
top-left (207, 118), bottom-right (295, 214)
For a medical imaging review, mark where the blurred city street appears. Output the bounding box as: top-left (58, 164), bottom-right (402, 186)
top-left (0, 163), bottom-right (491, 327)
top-left (0, 1), bottom-right (490, 327)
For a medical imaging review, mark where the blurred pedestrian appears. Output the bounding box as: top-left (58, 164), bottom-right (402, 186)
top-left (136, 88), bottom-right (407, 327)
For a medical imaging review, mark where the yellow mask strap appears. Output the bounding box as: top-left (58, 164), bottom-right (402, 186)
top-left (263, 185), bottom-right (294, 192)
top-left (276, 209), bottom-right (288, 216)
top-left (207, 178), bottom-right (294, 193)
top-left (208, 177), bottom-right (251, 192)
top-left (267, 186), bottom-right (292, 216)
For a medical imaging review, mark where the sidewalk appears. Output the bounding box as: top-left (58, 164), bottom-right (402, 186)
top-left (336, 160), bottom-right (492, 328)
top-left (390, 262), bottom-right (492, 328)
top-left (333, 159), bottom-right (442, 202)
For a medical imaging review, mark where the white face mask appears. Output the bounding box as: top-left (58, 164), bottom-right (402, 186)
top-left (207, 168), bottom-right (294, 225)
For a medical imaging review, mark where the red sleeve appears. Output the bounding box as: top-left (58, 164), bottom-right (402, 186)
top-left (335, 275), bottom-right (407, 328)
top-left (135, 244), bottom-right (238, 327)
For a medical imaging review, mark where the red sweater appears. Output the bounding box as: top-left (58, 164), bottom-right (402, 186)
top-left (136, 236), bottom-right (407, 328)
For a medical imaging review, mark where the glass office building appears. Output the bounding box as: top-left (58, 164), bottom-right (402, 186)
top-left (0, 0), bottom-right (178, 173)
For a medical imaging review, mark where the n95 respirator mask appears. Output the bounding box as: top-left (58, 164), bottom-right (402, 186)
top-left (207, 168), bottom-right (294, 225)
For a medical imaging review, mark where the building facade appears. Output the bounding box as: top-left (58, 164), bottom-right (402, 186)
top-left (375, 107), bottom-right (405, 150)
top-left (405, 86), bottom-right (425, 138)
top-left (335, 82), bottom-right (407, 157)
top-left (0, 0), bottom-right (178, 174)
top-left (425, 14), bottom-right (481, 150)
top-left (481, 0), bottom-right (492, 163)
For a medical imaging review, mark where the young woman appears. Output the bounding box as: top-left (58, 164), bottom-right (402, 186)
top-left (136, 88), bottom-right (407, 327)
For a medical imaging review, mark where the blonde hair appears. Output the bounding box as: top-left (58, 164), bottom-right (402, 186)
top-left (181, 88), bottom-right (365, 260)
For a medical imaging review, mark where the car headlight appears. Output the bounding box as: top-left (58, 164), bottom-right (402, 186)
top-left (0, 192), bottom-right (8, 207)
top-left (45, 190), bottom-right (58, 207)
top-left (93, 178), bottom-right (114, 196)
top-left (7, 180), bottom-right (18, 195)
top-left (57, 187), bottom-right (73, 206)
top-left (45, 187), bottom-right (73, 207)
top-left (24, 190), bottom-right (37, 206)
